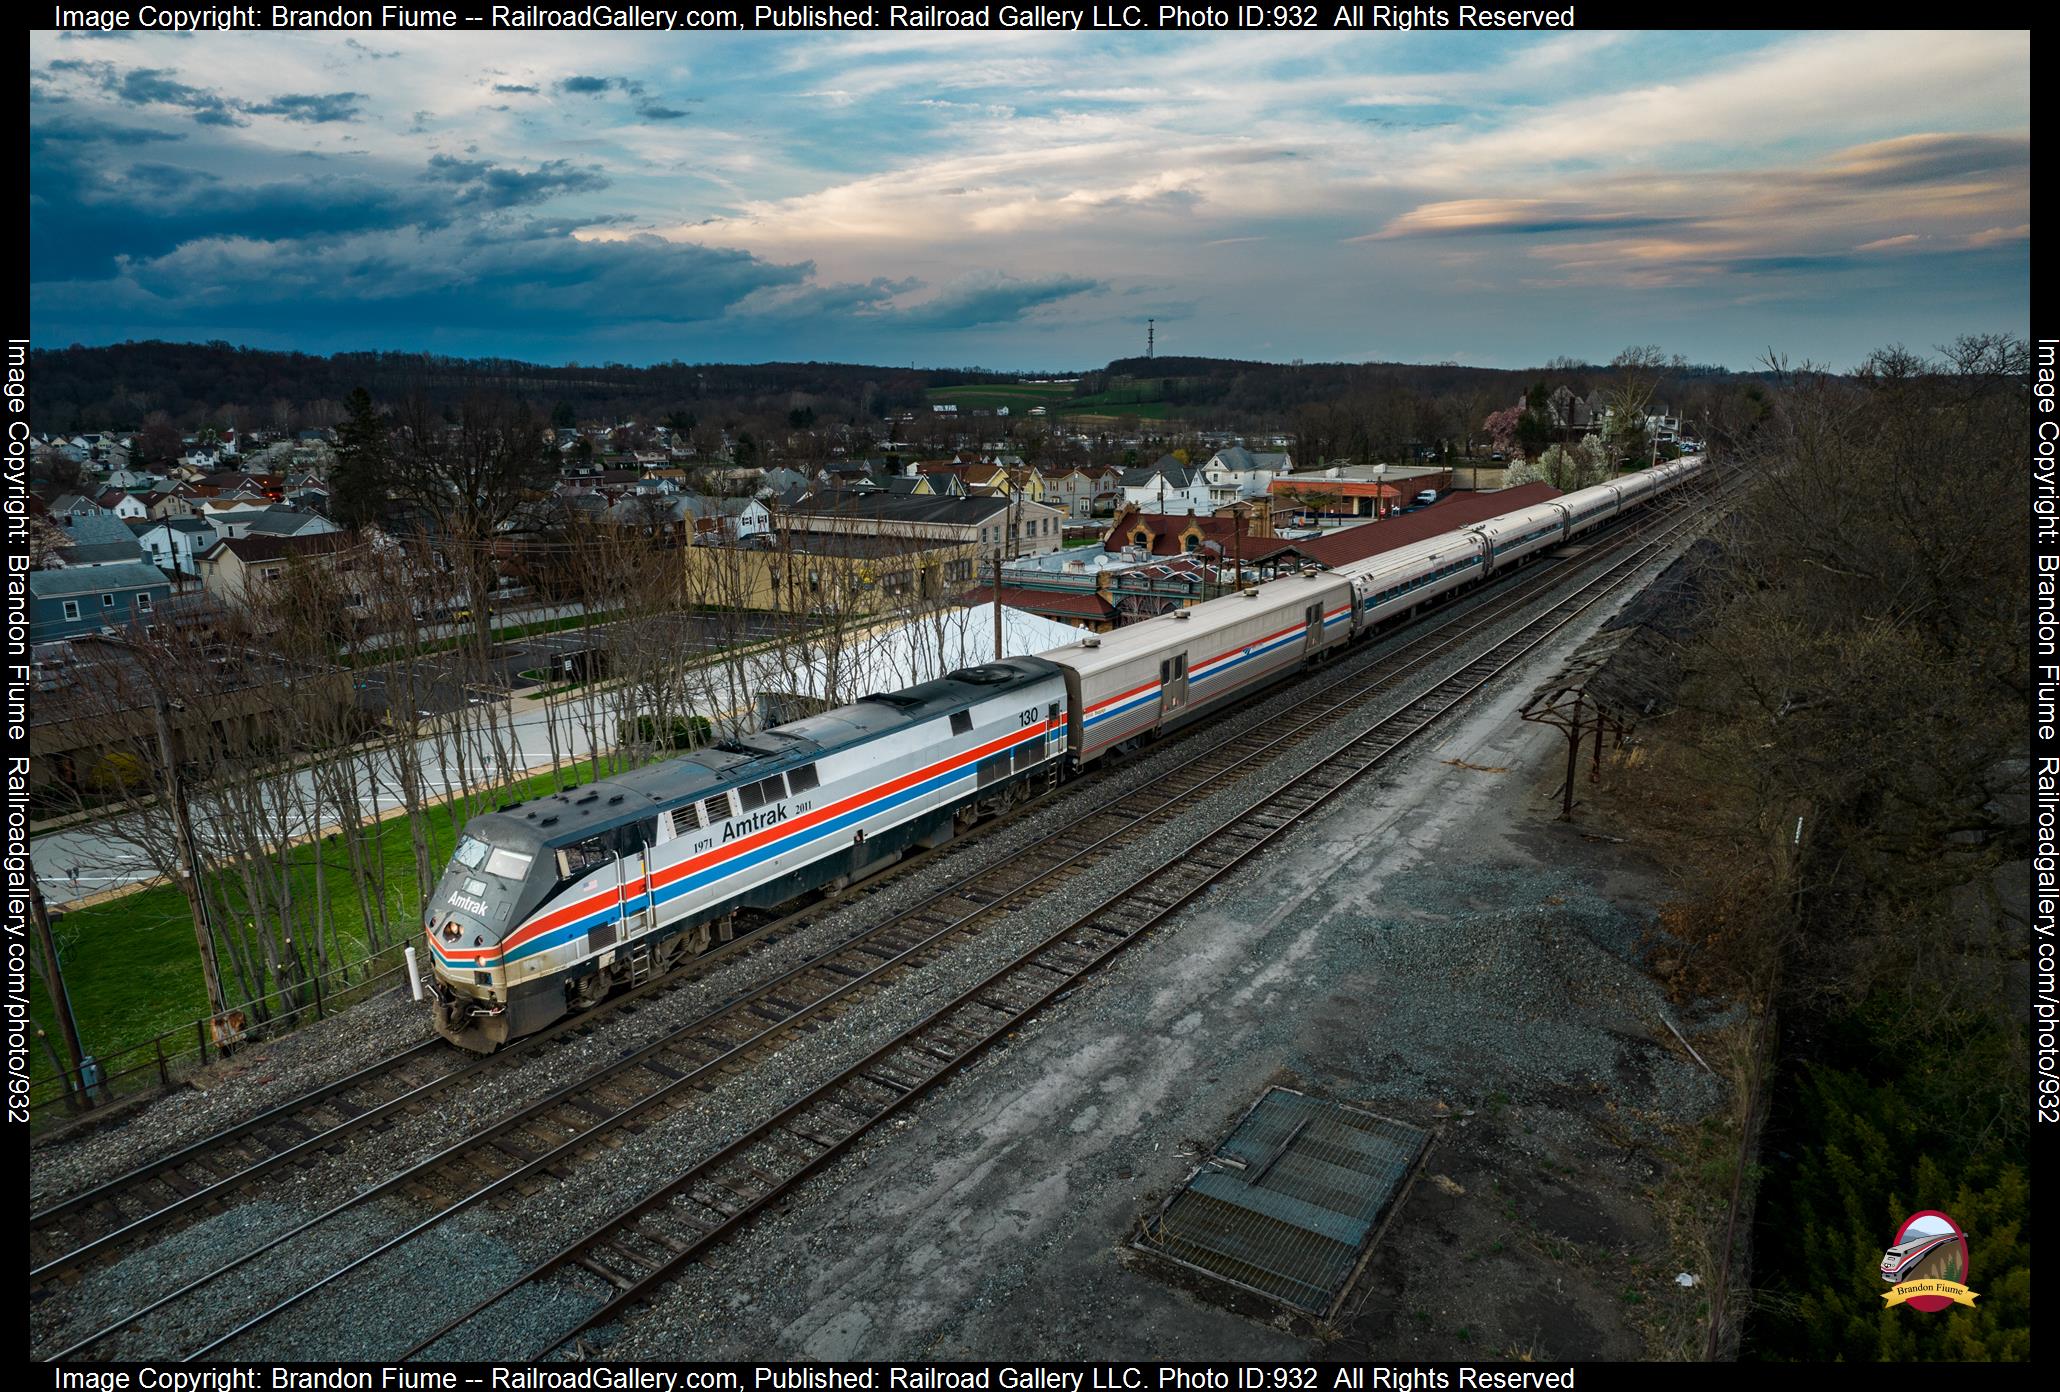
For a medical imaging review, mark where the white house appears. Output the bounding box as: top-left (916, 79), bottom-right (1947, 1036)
top-left (133, 516), bottom-right (221, 576)
top-left (1118, 458), bottom-right (1212, 515)
top-left (1202, 446), bottom-right (1295, 508)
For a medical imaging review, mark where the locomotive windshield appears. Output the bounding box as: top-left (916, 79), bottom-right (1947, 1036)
top-left (451, 835), bottom-right (535, 882)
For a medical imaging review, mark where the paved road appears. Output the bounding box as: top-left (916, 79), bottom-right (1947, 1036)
top-left (351, 611), bottom-right (795, 720)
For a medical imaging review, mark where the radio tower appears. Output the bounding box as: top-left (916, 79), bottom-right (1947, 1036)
top-left (1147, 318), bottom-right (1155, 360)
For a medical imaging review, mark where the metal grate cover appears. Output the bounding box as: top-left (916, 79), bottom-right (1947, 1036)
top-left (1136, 1087), bottom-right (1428, 1318)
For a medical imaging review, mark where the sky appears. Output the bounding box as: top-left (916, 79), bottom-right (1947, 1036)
top-left (28, 28), bottom-right (2030, 373)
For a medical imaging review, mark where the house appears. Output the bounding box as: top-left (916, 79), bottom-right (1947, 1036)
top-left (604, 493), bottom-right (694, 547)
top-left (145, 481), bottom-right (206, 520)
top-left (95, 489), bottom-right (152, 522)
top-left (29, 561), bottom-right (173, 641)
top-left (1118, 459), bottom-right (1211, 515)
top-left (1201, 446), bottom-right (1294, 507)
top-left (683, 495), bottom-right (771, 542)
top-left (193, 532), bottom-right (359, 611)
top-left (196, 498), bottom-right (287, 538)
top-left (45, 495), bottom-right (107, 523)
top-left (131, 516), bottom-right (222, 576)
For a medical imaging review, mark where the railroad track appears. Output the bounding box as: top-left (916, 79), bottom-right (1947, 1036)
top-left (407, 478), bottom-right (1729, 1361)
top-left (32, 477), bottom-right (1724, 1362)
top-left (110, 481), bottom-right (1727, 1363)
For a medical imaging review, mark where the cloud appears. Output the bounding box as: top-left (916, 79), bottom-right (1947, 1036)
top-left (889, 274), bottom-right (1103, 330)
top-left (423, 154), bottom-right (610, 208)
top-left (1364, 200), bottom-right (1690, 240)
top-left (244, 91), bottom-right (365, 124)
top-left (558, 75), bottom-right (620, 95)
top-left (39, 224), bottom-right (819, 343)
top-left (637, 104), bottom-right (690, 122)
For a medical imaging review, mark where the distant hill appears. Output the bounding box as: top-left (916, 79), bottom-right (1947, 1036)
top-left (29, 339), bottom-right (1754, 435)
top-left (26, 340), bottom-right (1022, 433)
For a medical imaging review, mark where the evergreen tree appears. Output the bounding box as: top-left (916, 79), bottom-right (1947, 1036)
top-left (328, 388), bottom-right (390, 531)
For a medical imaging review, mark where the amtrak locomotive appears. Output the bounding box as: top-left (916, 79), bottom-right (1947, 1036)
top-left (426, 457), bottom-right (1705, 1049)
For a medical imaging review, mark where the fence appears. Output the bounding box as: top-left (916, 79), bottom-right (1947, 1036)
top-left (30, 937), bottom-right (417, 1122)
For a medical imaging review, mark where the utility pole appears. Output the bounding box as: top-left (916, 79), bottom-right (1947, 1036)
top-left (29, 879), bottom-right (90, 1110)
top-left (992, 553), bottom-right (1004, 661)
top-left (149, 687), bottom-right (231, 1040)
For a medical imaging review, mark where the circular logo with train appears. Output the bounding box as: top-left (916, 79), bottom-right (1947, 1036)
top-left (1879, 1210), bottom-right (1978, 1312)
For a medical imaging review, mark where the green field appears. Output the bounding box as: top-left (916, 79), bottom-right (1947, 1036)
top-left (924, 382), bottom-right (1076, 412)
top-left (30, 765), bottom-right (591, 1079)
top-left (925, 377), bottom-right (1210, 423)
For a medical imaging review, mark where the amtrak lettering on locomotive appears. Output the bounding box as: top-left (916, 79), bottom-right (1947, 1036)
top-left (425, 456), bottom-right (1706, 1049)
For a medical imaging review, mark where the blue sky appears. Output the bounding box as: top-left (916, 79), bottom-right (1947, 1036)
top-left (29, 29), bottom-right (2029, 372)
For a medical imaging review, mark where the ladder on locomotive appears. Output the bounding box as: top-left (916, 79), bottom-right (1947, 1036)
top-left (625, 937), bottom-right (656, 986)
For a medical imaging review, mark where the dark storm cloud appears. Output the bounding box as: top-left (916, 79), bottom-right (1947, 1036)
top-left (37, 224), bottom-right (819, 347)
top-left (31, 126), bottom-right (615, 282)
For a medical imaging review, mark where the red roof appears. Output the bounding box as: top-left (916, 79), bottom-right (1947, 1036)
top-left (1104, 507), bottom-right (1293, 560)
top-left (1282, 484), bottom-right (1563, 569)
top-left (963, 585), bottom-right (1117, 621)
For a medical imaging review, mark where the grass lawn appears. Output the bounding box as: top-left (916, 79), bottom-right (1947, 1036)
top-left (341, 610), bottom-right (610, 669)
top-left (924, 382), bottom-right (1075, 412)
top-left (31, 765), bottom-right (595, 1072)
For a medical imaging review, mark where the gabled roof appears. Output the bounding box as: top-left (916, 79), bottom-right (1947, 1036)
top-left (238, 509), bottom-right (330, 536)
top-left (203, 532), bottom-right (353, 566)
top-left (66, 513), bottom-right (141, 547)
top-left (30, 561), bottom-right (170, 596)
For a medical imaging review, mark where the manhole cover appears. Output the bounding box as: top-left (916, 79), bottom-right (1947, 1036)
top-left (1135, 1086), bottom-right (1429, 1319)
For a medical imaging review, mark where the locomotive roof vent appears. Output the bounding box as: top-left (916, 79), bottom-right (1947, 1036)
top-left (948, 664), bottom-right (1017, 684)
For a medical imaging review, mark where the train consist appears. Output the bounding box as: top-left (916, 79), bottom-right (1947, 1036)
top-left (425, 457), bottom-right (1705, 1049)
